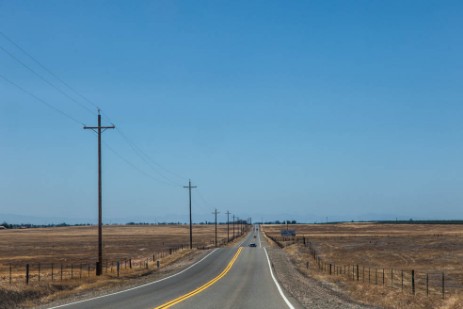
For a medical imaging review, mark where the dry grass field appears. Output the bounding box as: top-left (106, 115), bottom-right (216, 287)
top-left (0, 224), bottom-right (230, 266)
top-left (0, 224), bottom-right (241, 308)
top-left (263, 223), bottom-right (463, 309)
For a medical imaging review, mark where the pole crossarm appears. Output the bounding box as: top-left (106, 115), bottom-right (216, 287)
top-left (83, 125), bottom-right (115, 133)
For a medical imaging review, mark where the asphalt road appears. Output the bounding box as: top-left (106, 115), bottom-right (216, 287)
top-left (50, 227), bottom-right (302, 309)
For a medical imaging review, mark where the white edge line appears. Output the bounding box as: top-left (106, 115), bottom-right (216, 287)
top-left (48, 249), bottom-right (219, 309)
top-left (263, 248), bottom-right (295, 309)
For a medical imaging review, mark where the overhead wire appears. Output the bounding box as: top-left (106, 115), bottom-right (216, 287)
top-left (102, 141), bottom-right (181, 188)
top-left (99, 110), bottom-right (188, 186)
top-left (0, 72), bottom-right (84, 125)
top-left (0, 43), bottom-right (97, 116)
top-left (0, 31), bottom-right (100, 112)
top-left (0, 31), bottom-right (188, 188)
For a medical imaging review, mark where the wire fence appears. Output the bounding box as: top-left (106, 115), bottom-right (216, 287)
top-left (0, 231), bottom-right (247, 287)
top-left (266, 235), bottom-right (460, 299)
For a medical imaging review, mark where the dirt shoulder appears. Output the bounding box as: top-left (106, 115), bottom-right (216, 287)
top-left (6, 249), bottom-right (210, 309)
top-left (262, 232), bottom-right (378, 309)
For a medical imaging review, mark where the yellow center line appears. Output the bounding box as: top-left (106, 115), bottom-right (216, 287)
top-left (154, 247), bottom-right (243, 309)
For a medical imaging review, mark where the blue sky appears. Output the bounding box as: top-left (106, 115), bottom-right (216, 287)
top-left (1, 1), bottom-right (463, 224)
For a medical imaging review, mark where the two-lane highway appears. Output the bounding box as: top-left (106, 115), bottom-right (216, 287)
top-left (50, 228), bottom-right (302, 309)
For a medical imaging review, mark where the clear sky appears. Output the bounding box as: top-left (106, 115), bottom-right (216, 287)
top-left (1, 1), bottom-right (463, 224)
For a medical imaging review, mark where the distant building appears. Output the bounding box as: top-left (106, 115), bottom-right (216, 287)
top-left (281, 229), bottom-right (296, 237)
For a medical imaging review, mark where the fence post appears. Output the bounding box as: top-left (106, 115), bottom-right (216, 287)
top-left (356, 265), bottom-right (359, 281)
top-left (117, 261), bottom-right (120, 277)
top-left (71, 264), bottom-right (74, 279)
top-left (401, 270), bottom-right (403, 291)
top-left (412, 270), bottom-right (415, 295)
top-left (382, 268), bottom-right (385, 286)
top-left (51, 263), bottom-right (54, 282)
top-left (157, 260), bottom-right (160, 269)
top-left (26, 264), bottom-right (29, 285)
top-left (306, 261), bottom-right (309, 269)
top-left (61, 264), bottom-right (63, 281)
top-left (38, 263), bottom-right (41, 282)
top-left (129, 259), bottom-right (132, 269)
top-left (9, 264), bottom-right (12, 284)
top-left (368, 267), bottom-right (370, 284)
top-left (80, 264), bottom-right (82, 279)
top-left (329, 264), bottom-right (332, 275)
top-left (375, 269), bottom-right (378, 285)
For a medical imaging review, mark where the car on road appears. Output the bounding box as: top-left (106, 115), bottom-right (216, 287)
top-left (249, 243), bottom-right (257, 247)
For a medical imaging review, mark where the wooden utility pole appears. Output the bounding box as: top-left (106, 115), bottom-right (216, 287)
top-left (84, 110), bottom-right (114, 276)
top-left (212, 209), bottom-right (220, 247)
top-left (183, 180), bottom-right (197, 249)
top-left (232, 215), bottom-right (235, 239)
top-left (225, 210), bottom-right (231, 243)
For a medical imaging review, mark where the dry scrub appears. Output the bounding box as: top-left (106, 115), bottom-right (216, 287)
top-left (263, 223), bottom-right (463, 309)
top-left (0, 224), bottom-right (237, 308)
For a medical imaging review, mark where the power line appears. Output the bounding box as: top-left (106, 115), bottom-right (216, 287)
top-left (0, 31), bottom-right (187, 188)
top-left (112, 127), bottom-right (186, 187)
top-left (102, 141), bottom-right (182, 187)
top-left (0, 43), bottom-right (96, 116)
top-left (0, 72), bottom-right (84, 125)
top-left (0, 32), bottom-right (100, 112)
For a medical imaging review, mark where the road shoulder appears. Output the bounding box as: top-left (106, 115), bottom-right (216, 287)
top-left (262, 233), bottom-right (376, 309)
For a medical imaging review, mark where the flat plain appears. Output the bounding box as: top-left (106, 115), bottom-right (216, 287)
top-left (0, 224), bottom-right (232, 265)
top-left (0, 224), bottom-right (238, 308)
top-left (263, 223), bottom-right (463, 309)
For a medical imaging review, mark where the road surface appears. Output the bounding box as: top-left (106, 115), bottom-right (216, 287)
top-left (50, 227), bottom-right (302, 309)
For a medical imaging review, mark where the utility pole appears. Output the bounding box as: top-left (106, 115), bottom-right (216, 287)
top-left (84, 110), bottom-right (115, 276)
top-left (225, 210), bottom-right (231, 243)
top-left (237, 217), bottom-right (240, 235)
top-left (212, 209), bottom-right (220, 247)
top-left (183, 179), bottom-right (197, 249)
top-left (232, 215), bottom-right (235, 239)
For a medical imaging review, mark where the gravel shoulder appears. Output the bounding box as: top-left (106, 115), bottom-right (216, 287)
top-left (34, 249), bottom-right (210, 309)
top-left (261, 233), bottom-right (379, 309)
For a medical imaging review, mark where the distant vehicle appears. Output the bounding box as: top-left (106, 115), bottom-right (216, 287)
top-left (249, 243), bottom-right (257, 247)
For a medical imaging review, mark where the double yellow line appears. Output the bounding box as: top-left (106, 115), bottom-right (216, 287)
top-left (154, 247), bottom-right (243, 309)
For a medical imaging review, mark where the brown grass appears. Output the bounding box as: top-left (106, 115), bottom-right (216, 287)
top-left (0, 224), bottom-right (230, 265)
top-left (263, 223), bottom-right (463, 309)
top-left (0, 224), bottom-right (242, 308)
